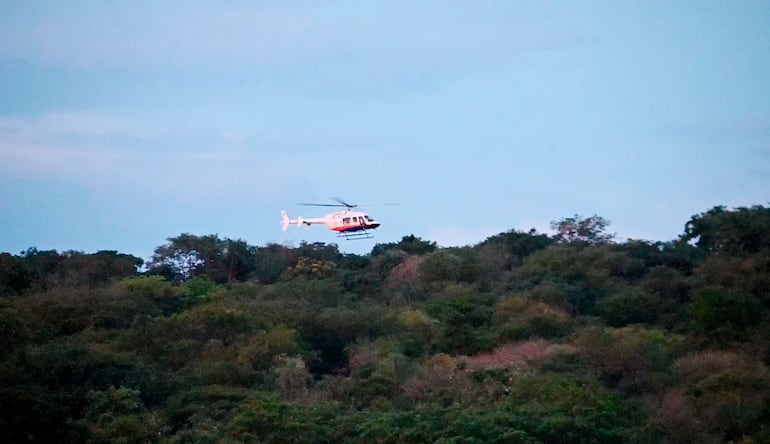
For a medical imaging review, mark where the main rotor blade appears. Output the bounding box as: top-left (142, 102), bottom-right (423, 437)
top-left (297, 198), bottom-right (397, 209)
top-left (297, 203), bottom-right (347, 207)
top-left (331, 197), bottom-right (356, 208)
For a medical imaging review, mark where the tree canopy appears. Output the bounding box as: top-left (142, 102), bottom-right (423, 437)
top-left (1, 204), bottom-right (769, 443)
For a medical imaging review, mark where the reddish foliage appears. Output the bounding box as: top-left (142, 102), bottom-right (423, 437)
top-left (385, 255), bottom-right (423, 289)
top-left (653, 388), bottom-right (708, 443)
top-left (466, 340), bottom-right (552, 370)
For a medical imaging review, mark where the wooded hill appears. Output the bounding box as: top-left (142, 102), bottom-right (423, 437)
top-left (2, 205), bottom-right (769, 443)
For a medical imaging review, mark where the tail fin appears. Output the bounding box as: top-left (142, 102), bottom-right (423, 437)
top-left (281, 210), bottom-right (290, 231)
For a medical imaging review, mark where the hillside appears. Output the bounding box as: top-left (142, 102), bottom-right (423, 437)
top-left (2, 205), bottom-right (769, 443)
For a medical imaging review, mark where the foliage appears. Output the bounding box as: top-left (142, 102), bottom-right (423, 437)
top-left (595, 289), bottom-right (664, 327)
top-left (384, 255), bottom-right (425, 305)
top-left (79, 385), bottom-right (163, 443)
top-left (690, 286), bottom-right (763, 343)
top-left (396, 309), bottom-right (438, 356)
top-left (681, 204), bottom-right (770, 255)
top-left (666, 351), bottom-right (770, 442)
top-left (495, 296), bottom-right (573, 340)
top-left (0, 253), bottom-right (31, 295)
top-left (2, 204), bottom-right (770, 442)
top-left (238, 325), bottom-right (303, 370)
top-left (427, 291), bottom-right (495, 355)
top-left (514, 245), bottom-right (629, 314)
top-left (0, 302), bottom-right (30, 358)
top-left (419, 250), bottom-right (465, 285)
top-left (372, 234), bottom-right (437, 256)
top-left (252, 243), bottom-right (292, 284)
top-left (287, 258), bottom-right (337, 279)
top-left (7, 248), bottom-right (143, 291)
top-left (694, 254), bottom-right (770, 306)
top-left (574, 326), bottom-right (684, 394)
top-left (148, 233), bottom-right (256, 283)
top-left (550, 214), bottom-right (615, 244)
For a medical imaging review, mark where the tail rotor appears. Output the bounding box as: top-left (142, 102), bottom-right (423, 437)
top-left (281, 210), bottom-right (290, 231)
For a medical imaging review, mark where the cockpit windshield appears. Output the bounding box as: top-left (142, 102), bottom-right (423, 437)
top-left (365, 215), bottom-right (374, 221)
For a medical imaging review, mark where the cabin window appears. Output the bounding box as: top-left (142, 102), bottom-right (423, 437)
top-left (343, 217), bottom-right (351, 224)
top-left (352, 217), bottom-right (358, 223)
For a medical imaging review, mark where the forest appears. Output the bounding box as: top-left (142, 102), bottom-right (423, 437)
top-left (1, 204), bottom-right (769, 443)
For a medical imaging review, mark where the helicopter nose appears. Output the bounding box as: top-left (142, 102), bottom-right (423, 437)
top-left (370, 222), bottom-right (380, 229)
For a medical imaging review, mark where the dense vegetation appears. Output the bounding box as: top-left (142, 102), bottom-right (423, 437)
top-left (2, 205), bottom-right (769, 443)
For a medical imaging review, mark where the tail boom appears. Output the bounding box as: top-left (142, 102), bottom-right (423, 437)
top-left (281, 210), bottom-right (312, 231)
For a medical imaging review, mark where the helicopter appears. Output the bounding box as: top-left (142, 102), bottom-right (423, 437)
top-left (281, 198), bottom-right (381, 240)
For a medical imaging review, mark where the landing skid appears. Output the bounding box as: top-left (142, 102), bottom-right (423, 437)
top-left (337, 230), bottom-right (374, 240)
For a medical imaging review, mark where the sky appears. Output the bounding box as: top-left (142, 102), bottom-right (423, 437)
top-left (1, 1), bottom-right (769, 259)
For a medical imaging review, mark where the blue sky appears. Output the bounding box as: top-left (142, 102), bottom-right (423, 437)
top-left (1, 1), bottom-right (769, 259)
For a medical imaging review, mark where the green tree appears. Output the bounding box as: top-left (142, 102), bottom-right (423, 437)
top-left (238, 325), bottom-right (302, 371)
top-left (514, 245), bottom-right (625, 314)
top-left (344, 340), bottom-right (405, 408)
top-left (66, 250), bottom-right (143, 286)
top-left (0, 303), bottom-right (30, 358)
top-left (252, 243), bottom-right (292, 284)
top-left (550, 214), bottom-right (615, 244)
top-left (225, 394), bottom-right (335, 443)
top-left (0, 253), bottom-right (31, 295)
top-left (372, 234), bottom-right (437, 256)
top-left (616, 240), bottom-right (700, 274)
top-left (396, 309), bottom-right (438, 356)
top-left (149, 233), bottom-right (223, 281)
top-left (19, 248), bottom-right (65, 291)
top-left (494, 296), bottom-right (572, 340)
top-left (80, 386), bottom-right (164, 443)
top-left (641, 265), bottom-right (690, 302)
top-left (166, 385), bottom-right (251, 440)
top-left (15, 249), bottom-right (142, 289)
top-left (117, 275), bottom-right (187, 316)
top-left (296, 241), bottom-right (342, 263)
top-left (477, 228), bottom-right (554, 269)
top-left (695, 254), bottom-right (770, 307)
top-left (690, 286), bottom-right (763, 343)
top-left (680, 204), bottom-right (770, 255)
top-left (418, 251), bottom-right (464, 285)
top-left (670, 351), bottom-right (770, 442)
top-left (149, 234), bottom-right (256, 283)
top-left (596, 289), bottom-right (663, 327)
top-left (428, 293), bottom-right (495, 355)
top-left (575, 326), bottom-right (683, 395)
top-left (220, 238), bottom-right (257, 283)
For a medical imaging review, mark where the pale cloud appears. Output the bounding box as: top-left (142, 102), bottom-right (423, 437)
top-left (0, 112), bottom-right (142, 140)
top-left (0, 112), bottom-right (283, 202)
top-left (0, 2), bottom-right (586, 74)
top-left (0, 112), bottom-right (131, 179)
top-left (0, 4), bottom-right (318, 69)
top-left (0, 142), bottom-right (121, 179)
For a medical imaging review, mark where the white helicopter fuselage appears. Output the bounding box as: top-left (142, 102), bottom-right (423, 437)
top-left (281, 209), bottom-right (380, 234)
